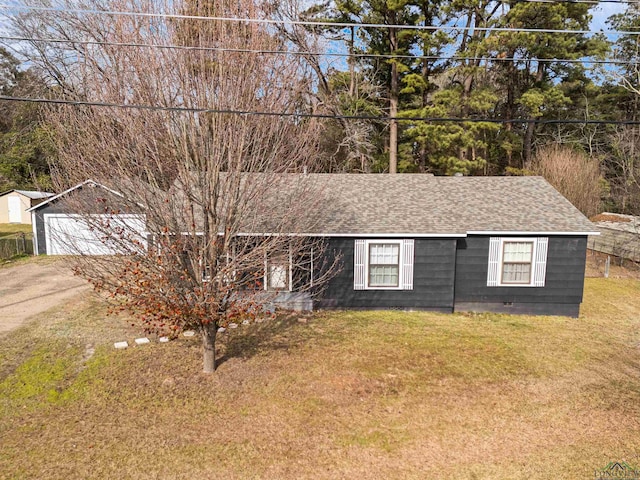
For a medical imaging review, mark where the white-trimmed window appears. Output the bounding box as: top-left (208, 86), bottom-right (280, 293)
top-left (354, 239), bottom-right (414, 290)
top-left (264, 252), bottom-right (292, 291)
top-left (487, 237), bottom-right (549, 287)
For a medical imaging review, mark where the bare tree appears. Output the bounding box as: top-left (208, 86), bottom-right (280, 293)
top-left (265, 0), bottom-right (382, 172)
top-left (10, 0), bottom-right (339, 373)
top-left (606, 127), bottom-right (640, 214)
top-left (531, 144), bottom-right (602, 217)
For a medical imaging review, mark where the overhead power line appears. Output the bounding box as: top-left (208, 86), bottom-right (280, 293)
top-left (0, 34), bottom-right (634, 65)
top-left (1, 3), bottom-right (640, 36)
top-left (1, 94), bottom-right (639, 125)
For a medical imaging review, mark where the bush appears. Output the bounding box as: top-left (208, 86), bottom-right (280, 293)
top-left (532, 145), bottom-right (602, 217)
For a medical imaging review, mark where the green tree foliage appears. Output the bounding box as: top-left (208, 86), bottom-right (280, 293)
top-left (0, 48), bottom-right (52, 192)
top-left (306, 0), bottom-right (614, 179)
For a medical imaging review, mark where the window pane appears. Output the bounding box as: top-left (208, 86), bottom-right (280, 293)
top-left (269, 264), bottom-right (288, 289)
top-left (503, 242), bottom-right (533, 262)
top-left (369, 265), bottom-right (399, 287)
top-left (502, 263), bottom-right (531, 283)
top-left (369, 243), bottom-right (399, 265)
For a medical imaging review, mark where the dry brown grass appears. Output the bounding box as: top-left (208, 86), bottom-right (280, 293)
top-left (2, 279), bottom-right (640, 479)
top-left (590, 214), bottom-right (632, 223)
top-left (585, 249), bottom-right (640, 279)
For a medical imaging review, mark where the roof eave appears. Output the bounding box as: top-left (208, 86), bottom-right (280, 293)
top-left (466, 230), bottom-right (600, 236)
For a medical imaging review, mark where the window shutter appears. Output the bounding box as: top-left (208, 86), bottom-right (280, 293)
top-left (402, 239), bottom-right (414, 290)
top-left (487, 237), bottom-right (500, 286)
top-left (533, 237), bottom-right (549, 287)
top-left (354, 239), bottom-right (366, 290)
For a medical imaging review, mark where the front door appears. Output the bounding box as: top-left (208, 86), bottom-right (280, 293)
top-left (8, 196), bottom-right (22, 223)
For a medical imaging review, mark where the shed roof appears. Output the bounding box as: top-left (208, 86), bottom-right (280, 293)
top-left (0, 189), bottom-right (54, 200)
top-left (590, 212), bottom-right (640, 234)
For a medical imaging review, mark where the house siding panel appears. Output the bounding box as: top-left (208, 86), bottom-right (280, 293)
top-left (454, 235), bottom-right (587, 317)
top-left (316, 237), bottom-right (456, 311)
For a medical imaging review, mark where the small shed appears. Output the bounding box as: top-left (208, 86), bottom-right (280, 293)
top-left (0, 190), bottom-right (54, 225)
top-left (588, 213), bottom-right (640, 262)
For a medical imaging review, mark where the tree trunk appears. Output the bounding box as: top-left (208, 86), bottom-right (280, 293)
top-left (504, 50), bottom-right (516, 168)
top-left (523, 121), bottom-right (536, 170)
top-left (349, 27), bottom-right (356, 98)
top-left (389, 20), bottom-right (398, 174)
top-left (523, 64), bottom-right (546, 169)
top-left (202, 326), bottom-right (217, 373)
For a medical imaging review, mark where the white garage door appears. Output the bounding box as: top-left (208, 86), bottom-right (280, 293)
top-left (44, 214), bottom-right (147, 255)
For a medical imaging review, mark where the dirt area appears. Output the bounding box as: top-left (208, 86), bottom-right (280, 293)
top-left (0, 259), bottom-right (89, 335)
top-left (585, 249), bottom-right (640, 279)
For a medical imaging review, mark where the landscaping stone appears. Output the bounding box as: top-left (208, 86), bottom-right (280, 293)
top-left (159, 337), bottom-right (170, 343)
top-left (217, 327), bottom-right (226, 333)
top-left (114, 341), bottom-right (128, 349)
top-left (183, 330), bottom-right (195, 337)
top-left (242, 319), bottom-right (250, 325)
top-left (229, 323), bottom-right (238, 329)
top-left (135, 337), bottom-right (150, 345)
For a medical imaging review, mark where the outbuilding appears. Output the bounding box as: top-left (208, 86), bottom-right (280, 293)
top-left (0, 189), bottom-right (53, 225)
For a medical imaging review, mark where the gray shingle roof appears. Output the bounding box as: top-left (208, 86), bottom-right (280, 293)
top-left (295, 174), bottom-right (597, 235)
top-left (14, 190), bottom-right (55, 200)
top-left (0, 189), bottom-right (54, 200)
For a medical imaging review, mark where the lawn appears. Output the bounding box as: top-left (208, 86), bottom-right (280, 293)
top-left (1, 278), bottom-right (640, 479)
top-left (0, 223), bottom-right (32, 237)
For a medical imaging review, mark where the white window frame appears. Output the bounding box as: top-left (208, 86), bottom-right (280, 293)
top-left (487, 237), bottom-right (548, 287)
top-left (365, 240), bottom-right (403, 290)
top-left (498, 238), bottom-right (537, 286)
top-left (264, 247), bottom-right (293, 292)
top-left (354, 239), bottom-right (414, 291)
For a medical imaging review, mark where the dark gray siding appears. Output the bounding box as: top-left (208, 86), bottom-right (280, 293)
top-left (453, 235), bottom-right (588, 317)
top-left (316, 237), bottom-right (456, 311)
top-left (33, 200), bottom-right (75, 255)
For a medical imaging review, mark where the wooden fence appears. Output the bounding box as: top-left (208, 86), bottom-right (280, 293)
top-left (0, 234), bottom-right (33, 259)
top-left (588, 228), bottom-right (640, 263)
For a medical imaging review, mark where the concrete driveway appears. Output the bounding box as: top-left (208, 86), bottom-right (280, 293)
top-left (0, 260), bottom-right (89, 335)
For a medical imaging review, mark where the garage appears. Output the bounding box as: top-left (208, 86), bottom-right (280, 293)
top-left (28, 180), bottom-right (147, 256)
top-left (44, 213), bottom-right (146, 255)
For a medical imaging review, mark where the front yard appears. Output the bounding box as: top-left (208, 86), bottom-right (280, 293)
top-left (1, 277), bottom-right (640, 479)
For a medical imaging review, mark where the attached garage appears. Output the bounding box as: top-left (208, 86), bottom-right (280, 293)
top-left (43, 213), bottom-right (146, 255)
top-left (28, 180), bottom-right (147, 256)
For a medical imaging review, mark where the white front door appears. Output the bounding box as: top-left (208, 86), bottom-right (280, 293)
top-left (8, 196), bottom-right (22, 223)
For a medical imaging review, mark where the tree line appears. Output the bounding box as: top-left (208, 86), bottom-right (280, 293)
top-left (2, 0), bottom-right (640, 214)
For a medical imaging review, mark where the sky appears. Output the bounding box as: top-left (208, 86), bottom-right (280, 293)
top-left (591, 2), bottom-right (626, 32)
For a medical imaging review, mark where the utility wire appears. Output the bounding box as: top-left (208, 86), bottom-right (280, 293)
top-left (0, 34), bottom-right (635, 65)
top-left (1, 3), bottom-right (640, 36)
top-left (1, 94), bottom-right (638, 125)
top-left (0, 34), bottom-right (630, 65)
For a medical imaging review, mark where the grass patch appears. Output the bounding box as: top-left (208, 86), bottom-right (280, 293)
top-left (0, 223), bottom-right (32, 237)
top-left (1, 278), bottom-right (640, 479)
